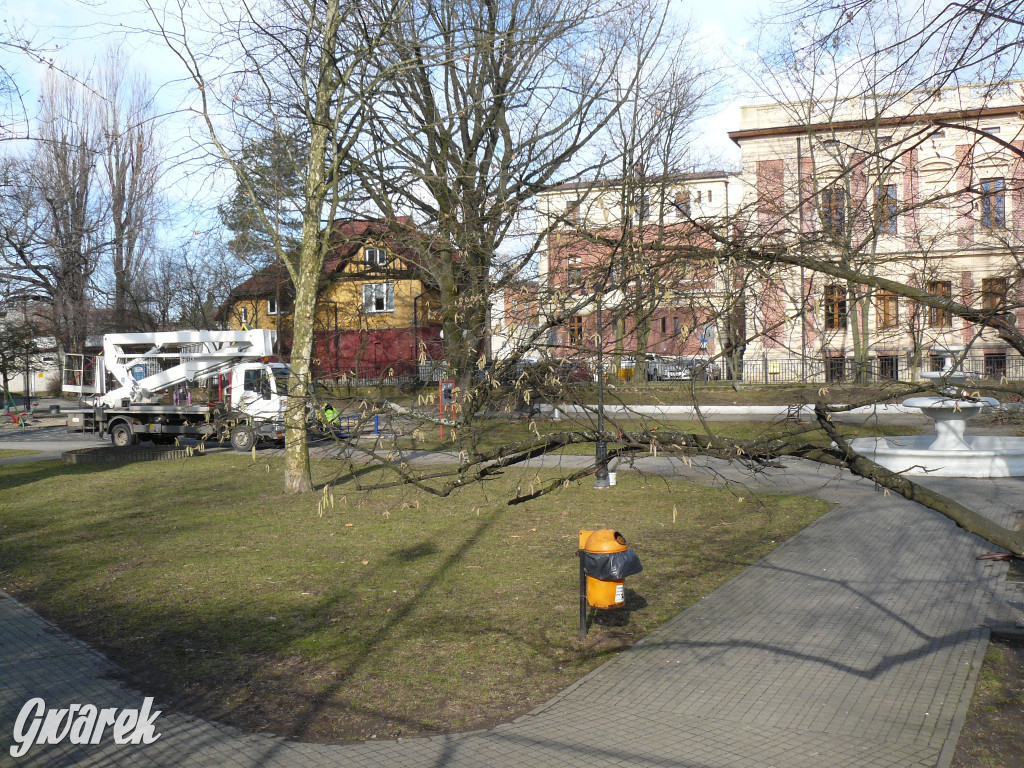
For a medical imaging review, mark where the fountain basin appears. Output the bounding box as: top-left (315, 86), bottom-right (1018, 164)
top-left (900, 396), bottom-right (999, 450)
top-left (849, 435), bottom-right (1024, 477)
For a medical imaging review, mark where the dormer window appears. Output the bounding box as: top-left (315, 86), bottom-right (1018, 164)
top-left (365, 247), bottom-right (388, 267)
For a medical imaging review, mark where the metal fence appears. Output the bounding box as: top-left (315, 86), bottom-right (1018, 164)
top-left (740, 353), bottom-right (1024, 384)
top-left (314, 360), bottom-right (449, 389)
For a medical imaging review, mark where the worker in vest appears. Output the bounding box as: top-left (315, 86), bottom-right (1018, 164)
top-left (321, 403), bottom-right (340, 426)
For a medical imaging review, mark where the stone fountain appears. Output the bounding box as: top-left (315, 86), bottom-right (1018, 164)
top-left (849, 353), bottom-right (1024, 477)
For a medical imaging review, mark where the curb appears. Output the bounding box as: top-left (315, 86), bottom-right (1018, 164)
top-left (62, 444), bottom-right (206, 465)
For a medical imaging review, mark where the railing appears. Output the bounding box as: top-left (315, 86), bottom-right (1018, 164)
top-left (314, 360), bottom-right (448, 388)
top-left (740, 354), bottom-right (1024, 384)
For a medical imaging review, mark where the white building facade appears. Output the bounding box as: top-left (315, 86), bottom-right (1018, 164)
top-left (729, 82), bottom-right (1024, 383)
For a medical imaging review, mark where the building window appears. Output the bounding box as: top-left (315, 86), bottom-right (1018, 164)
top-left (267, 297), bottom-right (278, 316)
top-left (660, 317), bottom-right (666, 334)
top-left (567, 255), bottom-right (583, 286)
top-left (565, 199), bottom-right (581, 225)
top-left (984, 352), bottom-right (1007, 380)
top-left (826, 356), bottom-right (847, 383)
top-left (673, 316), bottom-right (680, 334)
top-left (365, 247), bottom-right (388, 266)
top-left (820, 185), bottom-right (846, 236)
top-left (239, 307), bottom-right (249, 326)
top-left (568, 315), bottom-right (584, 346)
top-left (673, 192), bottom-right (691, 218)
top-left (982, 276), bottom-right (1008, 311)
top-left (362, 283), bottom-right (395, 313)
top-left (824, 284), bottom-right (848, 330)
top-left (878, 355), bottom-right (899, 381)
top-left (981, 178), bottom-right (1005, 229)
top-left (636, 194), bottom-right (650, 222)
top-left (928, 281), bottom-right (952, 327)
top-left (875, 291), bottom-right (898, 329)
top-left (874, 184), bottom-right (897, 234)
top-left (707, 190), bottom-right (713, 203)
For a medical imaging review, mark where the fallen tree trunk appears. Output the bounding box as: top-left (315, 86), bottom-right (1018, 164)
top-left (815, 404), bottom-right (1024, 557)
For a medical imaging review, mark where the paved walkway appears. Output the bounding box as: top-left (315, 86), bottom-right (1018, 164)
top-left (1, 454), bottom-right (1022, 766)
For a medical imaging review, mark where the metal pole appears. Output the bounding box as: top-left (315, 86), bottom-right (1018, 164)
top-left (594, 289), bottom-right (609, 489)
top-left (578, 548), bottom-right (588, 639)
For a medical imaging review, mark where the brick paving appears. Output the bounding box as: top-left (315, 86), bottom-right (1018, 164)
top-left (1, 458), bottom-right (1021, 767)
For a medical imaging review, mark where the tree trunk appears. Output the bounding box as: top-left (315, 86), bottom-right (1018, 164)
top-left (281, 0), bottom-right (342, 494)
top-left (817, 406), bottom-right (1024, 556)
top-left (284, 265), bottom-right (317, 494)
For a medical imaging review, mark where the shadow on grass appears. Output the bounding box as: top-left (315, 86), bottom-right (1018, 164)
top-left (0, 457), bottom-right (131, 492)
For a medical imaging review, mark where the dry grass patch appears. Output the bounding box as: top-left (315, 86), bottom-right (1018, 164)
top-left (0, 455), bottom-right (828, 742)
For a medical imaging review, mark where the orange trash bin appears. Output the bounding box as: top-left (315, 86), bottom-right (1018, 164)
top-left (579, 529), bottom-right (643, 609)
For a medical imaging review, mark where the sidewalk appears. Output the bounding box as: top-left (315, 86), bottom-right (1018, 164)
top-left (1, 460), bottom-right (1022, 767)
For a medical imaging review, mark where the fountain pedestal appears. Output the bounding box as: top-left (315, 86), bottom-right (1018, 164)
top-left (849, 393), bottom-right (1020, 477)
top-left (901, 397), bottom-right (990, 451)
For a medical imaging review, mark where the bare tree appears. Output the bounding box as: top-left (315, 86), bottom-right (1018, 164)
top-left (150, 0), bottom-right (408, 492)
top-left (353, 0), bottom-right (672, 397)
top-left (0, 70), bottom-right (109, 357)
top-left (98, 48), bottom-right (163, 332)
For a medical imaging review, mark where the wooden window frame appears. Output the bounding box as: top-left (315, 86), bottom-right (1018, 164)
top-left (820, 185), bottom-right (847, 237)
top-left (568, 315), bottom-right (584, 346)
top-left (824, 284), bottom-right (848, 330)
top-left (875, 291), bottom-right (898, 329)
top-left (567, 255), bottom-right (583, 286)
top-left (982, 276), bottom-right (1008, 311)
top-left (928, 281), bottom-right (952, 327)
top-left (980, 178), bottom-right (1006, 229)
top-left (874, 184), bottom-right (898, 234)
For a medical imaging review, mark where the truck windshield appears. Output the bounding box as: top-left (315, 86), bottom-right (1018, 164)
top-left (273, 369), bottom-right (291, 396)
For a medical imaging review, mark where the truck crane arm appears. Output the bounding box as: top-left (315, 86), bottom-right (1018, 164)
top-left (100, 330), bottom-right (277, 407)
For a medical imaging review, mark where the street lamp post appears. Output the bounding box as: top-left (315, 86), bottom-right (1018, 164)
top-left (594, 285), bottom-right (609, 489)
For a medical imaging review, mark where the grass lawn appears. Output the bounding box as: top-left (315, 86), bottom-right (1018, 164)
top-left (950, 638), bottom-right (1024, 767)
top-left (0, 454), bottom-right (829, 742)
top-left (0, 448), bottom-right (41, 457)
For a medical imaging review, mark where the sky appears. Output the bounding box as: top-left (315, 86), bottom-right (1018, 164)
top-left (683, 0), bottom-right (769, 168)
top-left (1, 0), bottom-right (772, 236)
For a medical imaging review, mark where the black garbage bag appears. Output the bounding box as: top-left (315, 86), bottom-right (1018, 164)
top-left (582, 548), bottom-right (643, 581)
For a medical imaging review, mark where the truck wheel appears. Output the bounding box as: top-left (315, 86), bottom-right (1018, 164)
top-left (230, 425), bottom-right (257, 452)
top-left (110, 422), bottom-right (137, 448)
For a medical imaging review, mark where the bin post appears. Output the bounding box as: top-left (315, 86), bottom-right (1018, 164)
top-left (578, 529), bottom-right (594, 639)
top-left (578, 547), bottom-right (587, 639)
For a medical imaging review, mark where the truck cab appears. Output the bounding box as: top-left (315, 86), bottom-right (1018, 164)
top-left (232, 362), bottom-right (290, 422)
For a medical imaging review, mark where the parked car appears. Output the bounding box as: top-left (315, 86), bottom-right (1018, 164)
top-left (646, 356), bottom-right (721, 381)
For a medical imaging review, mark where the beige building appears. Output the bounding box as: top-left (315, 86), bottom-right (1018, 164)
top-left (729, 82), bottom-right (1024, 382)
top-left (534, 172), bottom-right (745, 374)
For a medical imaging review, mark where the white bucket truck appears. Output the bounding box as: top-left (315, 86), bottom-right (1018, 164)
top-left (66, 330), bottom-right (290, 451)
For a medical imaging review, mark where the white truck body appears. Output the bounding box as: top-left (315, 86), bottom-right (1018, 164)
top-left (68, 330), bottom-right (291, 450)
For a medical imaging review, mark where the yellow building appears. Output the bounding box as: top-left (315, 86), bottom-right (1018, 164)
top-left (219, 219), bottom-right (443, 379)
